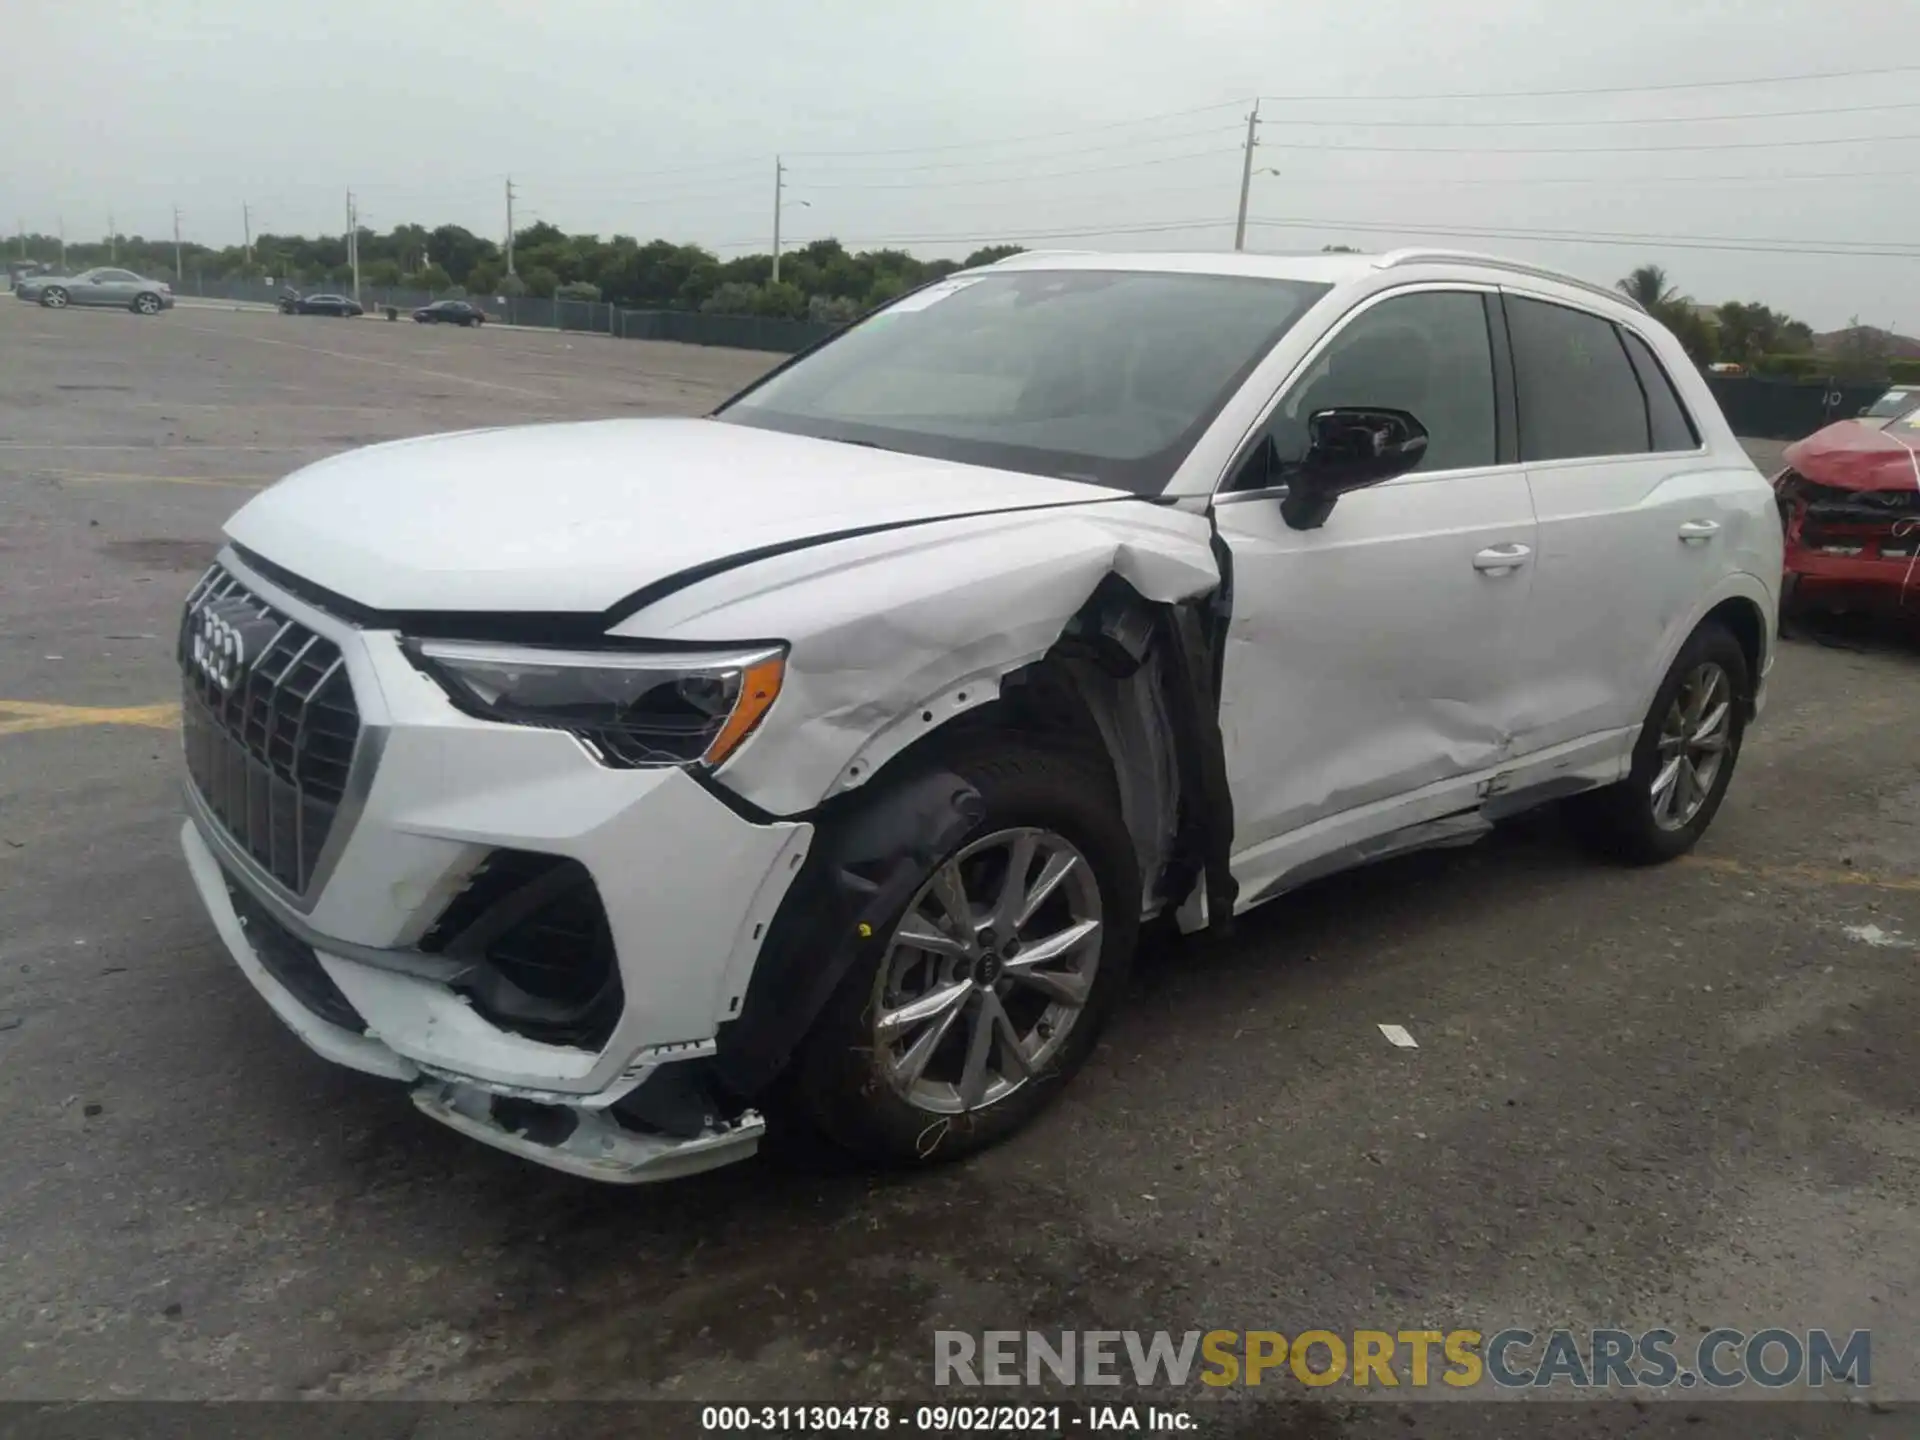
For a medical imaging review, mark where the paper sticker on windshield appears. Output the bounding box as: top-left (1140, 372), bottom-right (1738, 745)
top-left (885, 277), bottom-right (985, 313)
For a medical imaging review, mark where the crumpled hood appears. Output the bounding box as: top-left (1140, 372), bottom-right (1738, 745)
top-left (1784, 418), bottom-right (1920, 493)
top-left (224, 417), bottom-right (1123, 613)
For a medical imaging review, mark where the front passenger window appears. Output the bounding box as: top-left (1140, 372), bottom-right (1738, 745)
top-left (1268, 290), bottom-right (1497, 475)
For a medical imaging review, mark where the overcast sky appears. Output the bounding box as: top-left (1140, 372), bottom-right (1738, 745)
top-left (6, 0), bottom-right (1919, 329)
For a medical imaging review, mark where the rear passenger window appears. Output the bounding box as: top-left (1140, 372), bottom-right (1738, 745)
top-left (1507, 295), bottom-right (1648, 461)
top-left (1619, 329), bottom-right (1700, 451)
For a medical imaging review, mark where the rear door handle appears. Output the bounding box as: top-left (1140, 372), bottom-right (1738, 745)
top-left (1473, 543), bottom-right (1532, 573)
top-left (1678, 519), bottom-right (1721, 543)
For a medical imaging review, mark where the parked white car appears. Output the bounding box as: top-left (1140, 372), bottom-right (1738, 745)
top-left (177, 248), bottom-right (1780, 1182)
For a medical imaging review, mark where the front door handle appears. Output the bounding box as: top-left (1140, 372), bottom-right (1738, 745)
top-left (1473, 543), bottom-right (1532, 574)
top-left (1678, 519), bottom-right (1721, 543)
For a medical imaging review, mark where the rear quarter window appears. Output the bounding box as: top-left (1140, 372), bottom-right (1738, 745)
top-left (1619, 329), bottom-right (1701, 452)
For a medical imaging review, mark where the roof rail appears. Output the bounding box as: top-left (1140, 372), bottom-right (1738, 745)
top-left (1373, 248), bottom-right (1643, 313)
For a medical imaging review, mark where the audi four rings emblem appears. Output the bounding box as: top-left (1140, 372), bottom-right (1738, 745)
top-left (191, 606), bottom-right (249, 691)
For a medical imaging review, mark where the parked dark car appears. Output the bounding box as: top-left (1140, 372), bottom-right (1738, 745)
top-left (288, 293), bottom-right (363, 317)
top-left (414, 299), bottom-right (486, 327)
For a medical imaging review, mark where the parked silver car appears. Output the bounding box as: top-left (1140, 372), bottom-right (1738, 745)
top-left (15, 267), bottom-right (175, 314)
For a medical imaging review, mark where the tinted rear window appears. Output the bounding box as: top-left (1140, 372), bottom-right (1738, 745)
top-left (1507, 295), bottom-right (1650, 462)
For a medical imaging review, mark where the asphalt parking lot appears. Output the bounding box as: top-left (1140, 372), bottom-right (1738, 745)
top-left (2, 300), bottom-right (1917, 1430)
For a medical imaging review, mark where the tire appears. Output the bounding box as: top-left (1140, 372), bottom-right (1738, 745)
top-left (1565, 621), bottom-right (1750, 864)
top-left (40, 287), bottom-right (69, 309)
top-left (788, 740), bottom-right (1140, 1167)
top-left (131, 292), bottom-right (162, 315)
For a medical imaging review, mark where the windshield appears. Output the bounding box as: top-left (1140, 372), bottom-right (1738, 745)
top-left (717, 269), bottom-right (1330, 494)
top-left (1864, 388), bottom-right (1920, 419)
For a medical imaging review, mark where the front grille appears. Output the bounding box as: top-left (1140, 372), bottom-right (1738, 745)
top-left (179, 564), bottom-right (362, 894)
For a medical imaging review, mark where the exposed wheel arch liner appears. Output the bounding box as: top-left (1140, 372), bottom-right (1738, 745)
top-left (712, 768), bottom-right (984, 1100)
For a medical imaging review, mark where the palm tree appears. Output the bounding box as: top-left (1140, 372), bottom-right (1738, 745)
top-left (1616, 264), bottom-right (1680, 311)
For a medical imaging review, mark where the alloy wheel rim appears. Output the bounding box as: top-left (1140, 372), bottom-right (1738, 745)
top-left (137, 295), bottom-right (157, 313)
top-left (1651, 661), bottom-right (1732, 831)
top-left (45, 290), bottom-right (66, 307)
top-left (871, 826), bottom-right (1102, 1115)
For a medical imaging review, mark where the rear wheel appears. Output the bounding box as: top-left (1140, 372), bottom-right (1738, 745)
top-left (40, 287), bottom-right (69, 309)
top-left (1566, 621), bottom-right (1749, 864)
top-left (790, 742), bottom-right (1139, 1166)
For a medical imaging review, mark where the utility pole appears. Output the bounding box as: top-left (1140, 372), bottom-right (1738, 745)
top-left (504, 177), bottom-right (516, 275)
top-left (771, 156), bottom-right (784, 284)
top-left (243, 202), bottom-right (252, 264)
top-left (346, 190), bottom-right (361, 303)
top-left (1233, 99), bottom-right (1261, 252)
top-left (108, 213), bottom-right (116, 263)
top-left (58, 216), bottom-right (66, 270)
top-left (172, 206), bottom-right (183, 282)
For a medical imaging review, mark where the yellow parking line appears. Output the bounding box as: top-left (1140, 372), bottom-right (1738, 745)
top-left (0, 701), bottom-right (181, 737)
top-left (1680, 853), bottom-right (1920, 895)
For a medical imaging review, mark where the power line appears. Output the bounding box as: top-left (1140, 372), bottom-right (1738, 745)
top-left (799, 147), bottom-right (1242, 191)
top-left (1255, 131), bottom-right (1920, 156)
top-left (781, 100), bottom-right (1248, 157)
top-left (1253, 98), bottom-right (1920, 129)
top-left (1246, 216), bottom-right (1920, 258)
top-left (1258, 61), bottom-right (1920, 103)
top-left (786, 125), bottom-right (1243, 175)
top-left (713, 210), bottom-right (1920, 261)
top-left (708, 217), bottom-right (1227, 251)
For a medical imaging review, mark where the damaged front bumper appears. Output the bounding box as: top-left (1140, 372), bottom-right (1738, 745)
top-left (172, 548), bottom-right (819, 1183)
top-left (183, 816), bottom-right (766, 1181)
top-left (1776, 467), bottom-right (1920, 616)
top-left (182, 816), bottom-right (766, 1181)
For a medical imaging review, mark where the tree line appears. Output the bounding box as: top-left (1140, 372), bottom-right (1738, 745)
top-left (10, 224), bottom-right (1026, 322)
top-left (10, 228), bottom-right (1886, 374)
top-left (1611, 264), bottom-right (1898, 376)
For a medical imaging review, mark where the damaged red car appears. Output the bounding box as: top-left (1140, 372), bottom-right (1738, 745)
top-left (1775, 413), bottom-right (1920, 616)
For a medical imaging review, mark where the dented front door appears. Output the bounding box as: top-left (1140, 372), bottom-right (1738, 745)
top-left (1206, 285), bottom-right (1538, 892)
top-left (1212, 470), bottom-right (1538, 872)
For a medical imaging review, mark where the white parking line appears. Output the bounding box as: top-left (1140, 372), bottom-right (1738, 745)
top-left (170, 322), bottom-right (561, 400)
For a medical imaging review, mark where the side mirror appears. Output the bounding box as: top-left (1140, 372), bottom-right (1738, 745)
top-left (1279, 407), bottom-right (1429, 530)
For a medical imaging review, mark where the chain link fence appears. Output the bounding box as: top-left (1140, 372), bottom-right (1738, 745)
top-left (176, 275), bottom-right (835, 354)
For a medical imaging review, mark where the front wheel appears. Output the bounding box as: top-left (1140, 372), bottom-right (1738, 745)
top-left (131, 292), bottom-right (163, 315)
top-left (1566, 621), bottom-right (1750, 864)
top-left (789, 742), bottom-right (1139, 1166)
top-left (40, 287), bottom-right (69, 309)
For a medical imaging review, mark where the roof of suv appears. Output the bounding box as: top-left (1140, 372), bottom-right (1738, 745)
top-left (982, 247), bottom-right (1640, 313)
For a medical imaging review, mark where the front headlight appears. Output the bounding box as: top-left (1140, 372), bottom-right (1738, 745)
top-left (408, 639), bottom-right (786, 769)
